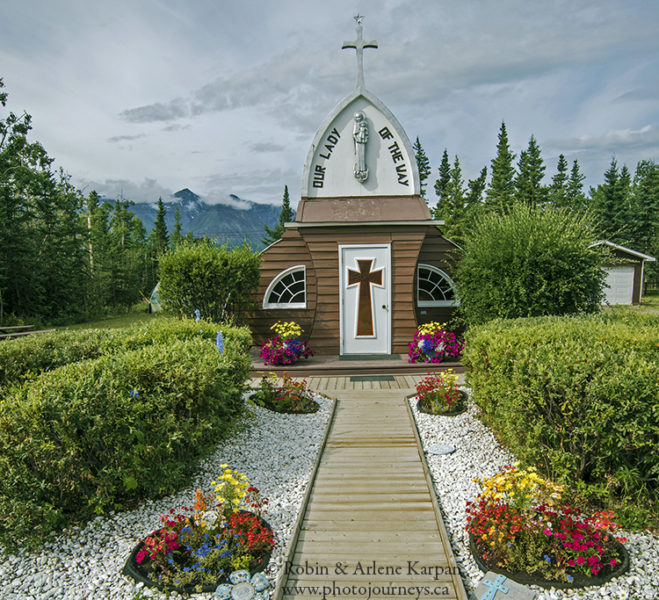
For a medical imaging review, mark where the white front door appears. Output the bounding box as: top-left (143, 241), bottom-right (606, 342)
top-left (339, 244), bottom-right (391, 355)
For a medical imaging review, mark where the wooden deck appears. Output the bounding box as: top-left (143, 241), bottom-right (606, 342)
top-left (273, 381), bottom-right (468, 600)
top-left (250, 349), bottom-right (464, 377)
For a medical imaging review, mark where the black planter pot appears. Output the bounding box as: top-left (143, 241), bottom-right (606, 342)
top-left (469, 533), bottom-right (629, 590)
top-left (417, 390), bottom-right (468, 416)
top-left (123, 514), bottom-right (273, 594)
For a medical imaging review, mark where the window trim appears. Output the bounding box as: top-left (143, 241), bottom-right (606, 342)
top-left (263, 265), bottom-right (307, 309)
top-left (417, 264), bottom-right (459, 307)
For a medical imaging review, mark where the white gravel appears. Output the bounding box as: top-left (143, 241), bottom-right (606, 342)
top-left (0, 393), bottom-right (333, 600)
top-left (410, 389), bottom-right (659, 600)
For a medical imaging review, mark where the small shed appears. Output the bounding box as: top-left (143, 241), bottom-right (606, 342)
top-left (589, 241), bottom-right (656, 305)
top-left (248, 18), bottom-right (459, 355)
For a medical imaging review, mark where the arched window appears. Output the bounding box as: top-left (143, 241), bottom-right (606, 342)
top-left (417, 264), bottom-right (459, 307)
top-left (263, 266), bottom-right (306, 309)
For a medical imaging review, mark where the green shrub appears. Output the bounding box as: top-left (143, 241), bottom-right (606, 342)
top-left (456, 203), bottom-right (605, 326)
top-left (0, 336), bottom-right (251, 550)
top-left (0, 317), bottom-right (251, 392)
top-left (464, 313), bottom-right (658, 528)
top-left (158, 241), bottom-right (261, 323)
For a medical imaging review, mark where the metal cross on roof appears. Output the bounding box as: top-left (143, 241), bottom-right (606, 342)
top-left (342, 14), bottom-right (378, 90)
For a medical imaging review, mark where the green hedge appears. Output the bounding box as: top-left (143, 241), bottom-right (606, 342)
top-left (0, 317), bottom-right (251, 392)
top-left (464, 312), bottom-right (658, 528)
top-left (0, 335), bottom-right (251, 549)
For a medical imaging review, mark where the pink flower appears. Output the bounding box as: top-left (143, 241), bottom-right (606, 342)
top-left (136, 550), bottom-right (147, 564)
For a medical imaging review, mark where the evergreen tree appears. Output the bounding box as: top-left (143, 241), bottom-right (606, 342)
top-left (514, 135), bottom-right (546, 207)
top-left (413, 136), bottom-right (432, 198)
top-left (172, 206), bottom-right (183, 247)
top-left (466, 167), bottom-right (488, 208)
top-left (590, 159), bottom-right (634, 245)
top-left (0, 78), bottom-right (86, 321)
top-left (432, 149), bottom-right (451, 219)
top-left (150, 197), bottom-right (169, 255)
top-left (442, 156), bottom-right (467, 244)
top-left (462, 166), bottom-right (488, 240)
top-left (567, 159), bottom-right (587, 212)
top-left (549, 154), bottom-right (569, 208)
top-left (629, 160), bottom-right (659, 287)
top-left (486, 122), bottom-right (516, 212)
top-left (262, 185), bottom-right (294, 246)
top-left (84, 191), bottom-right (113, 311)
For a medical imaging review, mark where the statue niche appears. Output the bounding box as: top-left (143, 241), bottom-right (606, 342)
top-left (352, 111), bottom-right (369, 183)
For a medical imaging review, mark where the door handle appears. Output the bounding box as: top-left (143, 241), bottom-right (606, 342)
top-left (382, 305), bottom-right (388, 310)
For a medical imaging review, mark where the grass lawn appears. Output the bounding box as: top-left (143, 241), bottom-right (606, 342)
top-left (59, 302), bottom-right (161, 331)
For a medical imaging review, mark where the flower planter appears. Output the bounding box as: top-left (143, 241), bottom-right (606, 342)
top-left (416, 390), bottom-right (468, 416)
top-left (469, 533), bottom-right (629, 590)
top-left (122, 514), bottom-right (273, 594)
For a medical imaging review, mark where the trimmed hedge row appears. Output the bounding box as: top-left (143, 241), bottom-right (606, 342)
top-left (0, 317), bottom-right (251, 392)
top-left (0, 334), bottom-right (251, 549)
top-left (464, 312), bottom-right (658, 527)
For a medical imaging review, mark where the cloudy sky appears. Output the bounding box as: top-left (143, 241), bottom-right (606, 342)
top-left (1, 0), bottom-right (657, 208)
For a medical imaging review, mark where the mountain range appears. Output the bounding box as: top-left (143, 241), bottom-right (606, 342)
top-left (113, 188), bottom-right (286, 250)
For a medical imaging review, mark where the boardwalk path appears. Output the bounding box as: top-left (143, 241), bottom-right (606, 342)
top-left (272, 376), bottom-right (468, 600)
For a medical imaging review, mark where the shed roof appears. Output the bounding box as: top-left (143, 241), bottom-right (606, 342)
top-left (589, 240), bottom-right (656, 262)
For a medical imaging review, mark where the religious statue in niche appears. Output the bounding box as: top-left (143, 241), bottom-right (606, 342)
top-left (352, 111), bottom-right (369, 183)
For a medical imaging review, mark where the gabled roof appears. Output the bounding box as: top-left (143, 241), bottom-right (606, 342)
top-left (589, 240), bottom-right (656, 262)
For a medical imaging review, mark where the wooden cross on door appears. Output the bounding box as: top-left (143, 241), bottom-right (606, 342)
top-left (347, 259), bottom-right (383, 337)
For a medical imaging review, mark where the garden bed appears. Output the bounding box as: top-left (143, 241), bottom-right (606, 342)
top-left (410, 390), bottom-right (659, 600)
top-left (0, 392), bottom-right (334, 600)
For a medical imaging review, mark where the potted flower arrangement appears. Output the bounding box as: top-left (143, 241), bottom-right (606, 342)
top-left (251, 372), bottom-right (319, 414)
top-left (466, 463), bottom-right (629, 588)
top-left (259, 320), bottom-right (313, 366)
top-left (123, 466), bottom-right (274, 594)
top-left (408, 321), bottom-right (463, 364)
top-left (415, 369), bottom-right (467, 415)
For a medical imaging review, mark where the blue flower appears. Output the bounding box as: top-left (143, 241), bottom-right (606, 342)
top-left (216, 331), bottom-right (224, 353)
top-left (420, 339), bottom-right (434, 354)
top-left (194, 309), bottom-right (201, 322)
top-left (544, 555), bottom-right (551, 563)
top-left (129, 390), bottom-right (140, 398)
top-left (567, 575), bottom-right (574, 583)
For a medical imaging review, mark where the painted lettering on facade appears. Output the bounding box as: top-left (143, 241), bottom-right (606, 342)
top-left (312, 127), bottom-right (341, 188)
top-left (378, 127), bottom-right (408, 186)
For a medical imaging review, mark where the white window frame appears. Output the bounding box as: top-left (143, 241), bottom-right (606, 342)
top-left (417, 264), bottom-right (459, 307)
top-left (263, 265), bottom-right (307, 309)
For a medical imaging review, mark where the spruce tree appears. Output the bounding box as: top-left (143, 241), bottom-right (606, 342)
top-left (590, 159), bottom-right (632, 244)
top-left (262, 185), bottom-right (294, 246)
top-left (514, 135), bottom-right (546, 207)
top-left (413, 136), bottom-right (432, 198)
top-left (172, 207), bottom-right (183, 246)
top-left (151, 197), bottom-right (169, 254)
top-left (549, 154), bottom-right (569, 208)
top-left (463, 166), bottom-right (488, 238)
top-left (567, 159), bottom-right (587, 212)
top-left (486, 122), bottom-right (516, 212)
top-left (432, 149), bottom-right (451, 219)
top-left (443, 156), bottom-right (467, 244)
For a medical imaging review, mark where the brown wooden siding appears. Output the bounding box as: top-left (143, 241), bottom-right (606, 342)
top-left (250, 230), bottom-right (316, 346)
top-left (415, 228), bottom-right (461, 327)
top-left (249, 224), bottom-right (455, 355)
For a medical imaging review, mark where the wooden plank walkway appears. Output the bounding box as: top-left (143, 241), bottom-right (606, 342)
top-left (275, 383), bottom-right (468, 600)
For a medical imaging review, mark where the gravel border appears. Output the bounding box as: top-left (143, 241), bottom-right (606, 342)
top-left (409, 388), bottom-right (659, 600)
top-left (0, 393), bottom-right (333, 600)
